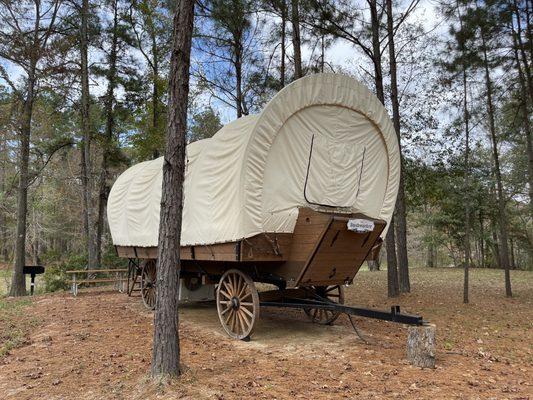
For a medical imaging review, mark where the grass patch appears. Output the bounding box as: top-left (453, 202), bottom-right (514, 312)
top-left (0, 297), bottom-right (39, 357)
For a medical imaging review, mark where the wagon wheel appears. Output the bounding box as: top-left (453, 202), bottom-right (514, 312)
top-left (141, 259), bottom-right (157, 310)
top-left (216, 269), bottom-right (260, 340)
top-left (127, 260), bottom-right (138, 296)
top-left (304, 285), bottom-right (345, 325)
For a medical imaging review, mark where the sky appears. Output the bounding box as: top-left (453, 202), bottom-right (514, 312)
top-left (0, 0), bottom-right (446, 125)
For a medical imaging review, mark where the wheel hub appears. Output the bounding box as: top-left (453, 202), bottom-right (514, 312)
top-left (231, 296), bottom-right (240, 310)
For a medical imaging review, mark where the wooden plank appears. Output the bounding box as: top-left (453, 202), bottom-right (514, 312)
top-left (240, 233), bottom-right (292, 262)
top-left (68, 278), bottom-right (127, 284)
top-left (66, 269), bottom-right (127, 274)
top-left (193, 242), bottom-right (238, 261)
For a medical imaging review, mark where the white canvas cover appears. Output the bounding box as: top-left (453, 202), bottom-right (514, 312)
top-left (107, 73), bottom-right (400, 247)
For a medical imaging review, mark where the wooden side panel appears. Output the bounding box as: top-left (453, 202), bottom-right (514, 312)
top-left (193, 242), bottom-right (238, 261)
top-left (115, 246), bottom-right (157, 259)
top-left (136, 247), bottom-right (158, 259)
top-left (240, 233), bottom-right (292, 262)
top-left (296, 217), bottom-right (385, 286)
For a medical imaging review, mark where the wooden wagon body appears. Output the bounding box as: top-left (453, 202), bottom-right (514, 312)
top-left (116, 208), bottom-right (384, 288)
top-left (108, 74), bottom-right (414, 339)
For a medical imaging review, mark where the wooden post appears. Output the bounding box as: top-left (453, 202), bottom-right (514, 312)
top-left (407, 323), bottom-right (436, 368)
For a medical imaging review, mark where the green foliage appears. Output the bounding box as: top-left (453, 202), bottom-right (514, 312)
top-left (43, 253), bottom-right (86, 293)
top-left (189, 107), bottom-right (223, 142)
top-left (102, 245), bottom-right (128, 270)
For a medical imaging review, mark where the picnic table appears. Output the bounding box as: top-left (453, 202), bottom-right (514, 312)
top-left (66, 268), bottom-right (128, 296)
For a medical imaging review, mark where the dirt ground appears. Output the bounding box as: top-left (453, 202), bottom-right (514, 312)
top-left (0, 267), bottom-right (531, 400)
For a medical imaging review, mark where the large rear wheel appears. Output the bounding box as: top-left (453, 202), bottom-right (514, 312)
top-left (216, 269), bottom-right (259, 340)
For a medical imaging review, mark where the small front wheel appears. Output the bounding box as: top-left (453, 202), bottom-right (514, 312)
top-left (141, 259), bottom-right (157, 310)
top-left (216, 269), bottom-right (259, 340)
top-left (304, 285), bottom-right (345, 325)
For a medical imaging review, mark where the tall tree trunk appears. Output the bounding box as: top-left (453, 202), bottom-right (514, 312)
top-left (386, 217), bottom-right (400, 297)
top-left (0, 132), bottom-right (7, 262)
top-left (280, 0), bottom-right (286, 87)
top-left (513, 0), bottom-right (533, 105)
top-left (479, 209), bottom-right (485, 267)
top-left (461, 63), bottom-right (471, 303)
top-left (234, 37), bottom-right (243, 117)
top-left (481, 31), bottom-right (512, 297)
top-left (511, 22), bottom-right (533, 215)
top-left (372, 0), bottom-right (397, 296)
top-left (96, 0), bottom-right (119, 268)
top-left (151, 20), bottom-right (160, 159)
top-left (80, 0), bottom-right (97, 271)
top-left (9, 2), bottom-right (43, 296)
top-left (151, 0), bottom-right (194, 378)
top-left (457, 2), bottom-right (471, 303)
top-left (291, 0), bottom-right (302, 79)
top-left (490, 218), bottom-right (500, 268)
top-left (10, 72), bottom-right (35, 296)
top-left (369, 0), bottom-right (384, 101)
top-left (386, 0), bottom-right (410, 293)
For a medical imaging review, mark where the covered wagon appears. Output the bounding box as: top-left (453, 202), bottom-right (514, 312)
top-left (107, 73), bottom-right (421, 340)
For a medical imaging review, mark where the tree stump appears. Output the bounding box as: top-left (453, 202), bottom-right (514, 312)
top-left (407, 324), bottom-right (436, 368)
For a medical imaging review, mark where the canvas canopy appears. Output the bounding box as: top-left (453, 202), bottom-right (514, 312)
top-left (107, 73), bottom-right (400, 247)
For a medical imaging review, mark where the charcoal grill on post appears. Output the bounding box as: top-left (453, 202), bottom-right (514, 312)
top-left (23, 265), bottom-right (45, 295)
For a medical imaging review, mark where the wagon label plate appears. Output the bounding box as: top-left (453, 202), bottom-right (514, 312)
top-left (347, 219), bottom-right (375, 233)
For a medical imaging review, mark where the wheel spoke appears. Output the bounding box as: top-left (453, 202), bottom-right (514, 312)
top-left (223, 281), bottom-right (233, 296)
top-left (236, 277), bottom-right (246, 299)
top-left (225, 308), bottom-right (235, 325)
top-left (240, 302), bottom-right (254, 307)
top-left (240, 291), bottom-right (252, 301)
top-left (240, 305), bottom-right (254, 318)
top-left (236, 310), bottom-right (246, 334)
top-left (220, 305), bottom-right (231, 315)
top-left (219, 289), bottom-right (232, 300)
top-left (228, 274), bottom-right (237, 296)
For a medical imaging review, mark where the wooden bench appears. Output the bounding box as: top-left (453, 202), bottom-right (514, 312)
top-left (66, 269), bottom-right (128, 296)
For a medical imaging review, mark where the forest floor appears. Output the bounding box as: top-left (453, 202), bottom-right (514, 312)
top-left (0, 267), bottom-right (531, 400)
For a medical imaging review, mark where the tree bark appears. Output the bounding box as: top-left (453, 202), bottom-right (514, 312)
top-left (513, 0), bottom-right (533, 106)
top-left (479, 209), bottom-right (485, 267)
top-left (369, 0), bottom-right (384, 102)
top-left (386, 0), bottom-right (410, 293)
top-left (234, 35), bottom-right (244, 117)
top-left (96, 0), bottom-right (119, 268)
top-left (407, 324), bottom-right (436, 368)
top-left (280, 0), bottom-right (287, 87)
top-left (0, 131), bottom-right (7, 262)
top-left (371, 0), bottom-right (397, 296)
top-left (151, 0), bottom-right (194, 378)
top-left (386, 217), bottom-right (399, 297)
top-left (151, 16), bottom-right (160, 160)
top-left (481, 31), bottom-right (512, 296)
top-left (457, 2), bottom-right (471, 303)
top-left (291, 0), bottom-right (302, 79)
top-left (461, 62), bottom-right (471, 303)
top-left (80, 0), bottom-right (97, 271)
top-left (10, 1), bottom-right (43, 296)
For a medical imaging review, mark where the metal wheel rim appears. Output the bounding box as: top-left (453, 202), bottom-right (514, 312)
top-left (304, 285), bottom-right (344, 325)
top-left (216, 269), bottom-right (259, 340)
top-left (141, 259), bottom-right (157, 310)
